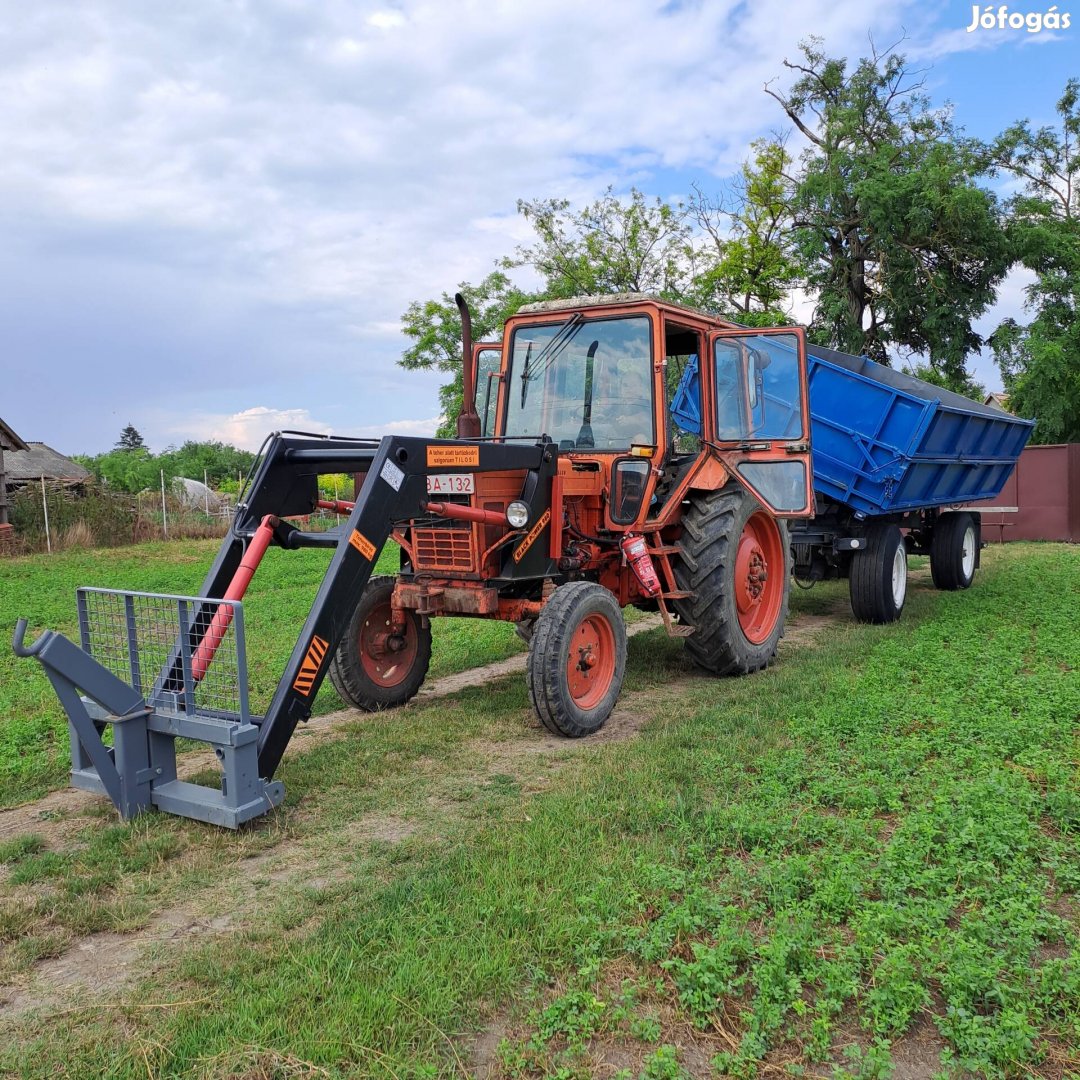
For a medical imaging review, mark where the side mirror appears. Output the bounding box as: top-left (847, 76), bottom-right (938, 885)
top-left (610, 458), bottom-right (651, 525)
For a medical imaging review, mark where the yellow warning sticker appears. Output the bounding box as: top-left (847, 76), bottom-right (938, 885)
top-left (427, 445), bottom-right (480, 468)
top-left (293, 634), bottom-right (328, 697)
top-left (349, 530), bottom-right (377, 560)
top-left (513, 508), bottom-right (551, 563)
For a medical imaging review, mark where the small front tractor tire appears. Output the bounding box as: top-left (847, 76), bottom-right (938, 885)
top-left (329, 576), bottom-right (432, 711)
top-left (526, 582), bottom-right (627, 737)
top-left (849, 524), bottom-right (907, 624)
top-left (930, 511), bottom-right (978, 591)
top-left (671, 483), bottom-right (791, 675)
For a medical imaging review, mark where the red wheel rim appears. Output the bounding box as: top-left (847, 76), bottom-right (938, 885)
top-left (359, 600), bottom-right (419, 688)
top-left (565, 613), bottom-right (617, 710)
top-left (733, 511), bottom-right (785, 645)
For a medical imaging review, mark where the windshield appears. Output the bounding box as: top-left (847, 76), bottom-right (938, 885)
top-left (503, 315), bottom-right (654, 450)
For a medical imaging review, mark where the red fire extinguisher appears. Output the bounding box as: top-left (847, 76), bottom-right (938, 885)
top-left (620, 534), bottom-right (661, 598)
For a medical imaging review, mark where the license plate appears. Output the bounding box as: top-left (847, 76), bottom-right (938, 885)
top-left (426, 473), bottom-right (475, 495)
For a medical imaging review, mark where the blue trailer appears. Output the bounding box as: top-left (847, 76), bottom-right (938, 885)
top-left (671, 343), bottom-right (1034, 623)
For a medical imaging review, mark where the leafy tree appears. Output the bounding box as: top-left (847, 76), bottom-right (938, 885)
top-left (158, 441), bottom-right (256, 486)
top-left (509, 187), bottom-right (693, 299)
top-left (989, 79), bottom-right (1080, 442)
top-left (400, 172), bottom-right (808, 426)
top-left (115, 423), bottom-right (146, 451)
top-left (685, 139), bottom-right (800, 324)
top-left (77, 440), bottom-right (255, 494)
top-left (766, 38), bottom-right (1011, 391)
top-left (82, 448), bottom-right (170, 494)
top-left (399, 271), bottom-right (537, 437)
top-left (905, 361), bottom-right (984, 401)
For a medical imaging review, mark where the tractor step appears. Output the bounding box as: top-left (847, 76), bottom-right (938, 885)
top-left (647, 545), bottom-right (683, 556)
top-left (660, 590), bottom-right (692, 600)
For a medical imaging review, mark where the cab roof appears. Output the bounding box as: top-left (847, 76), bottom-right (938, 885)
top-left (516, 293), bottom-right (731, 324)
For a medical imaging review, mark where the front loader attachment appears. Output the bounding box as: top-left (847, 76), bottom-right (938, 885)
top-left (13, 589), bottom-right (283, 828)
top-left (14, 430), bottom-right (557, 828)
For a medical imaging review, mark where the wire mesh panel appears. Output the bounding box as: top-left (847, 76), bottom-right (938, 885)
top-left (76, 588), bottom-right (249, 721)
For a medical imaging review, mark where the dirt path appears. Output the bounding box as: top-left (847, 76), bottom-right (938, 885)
top-left (0, 615), bottom-right (662, 846)
top-left (0, 606), bottom-right (852, 1023)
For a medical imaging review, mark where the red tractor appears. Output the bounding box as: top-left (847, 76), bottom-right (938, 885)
top-left (329, 293), bottom-right (814, 739)
top-left (15, 293), bottom-right (814, 827)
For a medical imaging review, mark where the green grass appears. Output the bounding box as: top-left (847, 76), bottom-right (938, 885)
top-left (0, 539), bottom-right (527, 807)
top-left (0, 544), bottom-right (1077, 1079)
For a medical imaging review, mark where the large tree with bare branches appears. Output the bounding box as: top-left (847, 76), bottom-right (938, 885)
top-left (767, 38), bottom-right (1010, 389)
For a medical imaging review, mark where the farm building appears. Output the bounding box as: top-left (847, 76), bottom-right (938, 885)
top-left (0, 417), bottom-right (30, 547)
top-left (2, 441), bottom-right (92, 491)
top-left (0, 417), bottom-right (91, 552)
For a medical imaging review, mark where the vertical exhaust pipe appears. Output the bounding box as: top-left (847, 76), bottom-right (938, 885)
top-left (455, 292), bottom-right (481, 439)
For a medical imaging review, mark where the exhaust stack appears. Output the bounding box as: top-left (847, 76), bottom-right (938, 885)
top-left (455, 292), bottom-right (481, 439)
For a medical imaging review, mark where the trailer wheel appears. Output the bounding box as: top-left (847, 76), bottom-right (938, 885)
top-left (930, 512), bottom-right (978, 590)
top-left (527, 582), bottom-right (627, 737)
top-left (329, 576), bottom-right (431, 711)
top-left (671, 483), bottom-right (791, 675)
top-left (849, 524), bottom-right (907, 624)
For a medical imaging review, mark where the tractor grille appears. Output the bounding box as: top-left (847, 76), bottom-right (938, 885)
top-left (412, 524), bottom-right (475, 573)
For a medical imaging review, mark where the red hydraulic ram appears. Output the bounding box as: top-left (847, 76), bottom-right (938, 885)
top-left (317, 499), bottom-right (355, 515)
top-left (191, 514), bottom-right (277, 682)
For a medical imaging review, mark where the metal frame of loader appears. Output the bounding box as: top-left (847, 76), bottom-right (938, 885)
top-left (15, 433), bottom-right (559, 826)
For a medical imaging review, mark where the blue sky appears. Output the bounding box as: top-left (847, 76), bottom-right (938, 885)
top-left (3, 0), bottom-right (1076, 455)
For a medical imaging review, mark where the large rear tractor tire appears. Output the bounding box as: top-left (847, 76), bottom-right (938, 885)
top-left (329, 576), bottom-right (432, 711)
top-left (671, 483), bottom-right (791, 675)
top-left (849, 524), bottom-right (907, 624)
top-left (930, 511), bottom-right (978, 591)
top-left (527, 582), bottom-right (627, 737)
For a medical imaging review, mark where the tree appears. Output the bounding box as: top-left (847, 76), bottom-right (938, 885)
top-left (399, 271), bottom-right (537, 437)
top-left (83, 448), bottom-right (166, 493)
top-left (115, 424), bottom-right (146, 451)
top-left (159, 441), bottom-right (257, 486)
top-left (989, 79), bottom-right (1080, 442)
top-left (766, 38), bottom-right (1011, 391)
top-left (685, 139), bottom-right (800, 323)
top-left (509, 187), bottom-right (694, 299)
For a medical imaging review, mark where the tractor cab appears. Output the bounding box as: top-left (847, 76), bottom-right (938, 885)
top-left (472, 294), bottom-right (813, 524)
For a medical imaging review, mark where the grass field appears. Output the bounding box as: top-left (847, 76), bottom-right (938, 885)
top-left (0, 542), bottom-right (1078, 1079)
top-left (0, 539), bottom-right (528, 808)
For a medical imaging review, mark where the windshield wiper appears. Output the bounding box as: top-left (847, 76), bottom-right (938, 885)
top-left (519, 341), bottom-right (533, 408)
top-left (519, 313), bottom-right (584, 409)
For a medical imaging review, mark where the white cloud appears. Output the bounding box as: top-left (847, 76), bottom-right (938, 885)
top-left (168, 407), bottom-right (338, 451)
top-left (349, 416), bottom-right (443, 439)
top-left (0, 0), bottom-right (1054, 453)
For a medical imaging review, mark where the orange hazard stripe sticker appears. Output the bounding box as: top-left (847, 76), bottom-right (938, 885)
top-left (293, 634), bottom-right (328, 696)
top-left (427, 445), bottom-right (479, 468)
top-left (349, 530), bottom-right (377, 560)
top-left (513, 508), bottom-right (551, 563)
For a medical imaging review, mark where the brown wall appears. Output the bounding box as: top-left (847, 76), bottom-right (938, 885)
top-left (965, 443), bottom-right (1080, 542)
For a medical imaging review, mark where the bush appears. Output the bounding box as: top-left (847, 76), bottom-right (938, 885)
top-left (8, 480), bottom-right (229, 554)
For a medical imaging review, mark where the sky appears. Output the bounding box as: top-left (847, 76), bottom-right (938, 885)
top-left (2, 0), bottom-right (1076, 455)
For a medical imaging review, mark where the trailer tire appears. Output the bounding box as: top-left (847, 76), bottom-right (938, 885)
top-left (849, 524), bottom-right (907, 624)
top-left (527, 582), bottom-right (627, 737)
top-left (930, 512), bottom-right (978, 590)
top-left (671, 483), bottom-right (790, 675)
top-left (329, 576), bottom-right (431, 711)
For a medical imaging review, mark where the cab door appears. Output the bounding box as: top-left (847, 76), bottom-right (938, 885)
top-left (473, 343), bottom-right (503, 437)
top-left (707, 326), bottom-right (814, 517)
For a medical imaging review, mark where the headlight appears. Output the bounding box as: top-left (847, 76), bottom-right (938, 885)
top-left (506, 501), bottom-right (529, 528)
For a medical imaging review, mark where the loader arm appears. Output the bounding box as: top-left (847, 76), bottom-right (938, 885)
top-left (235, 432), bottom-right (554, 779)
